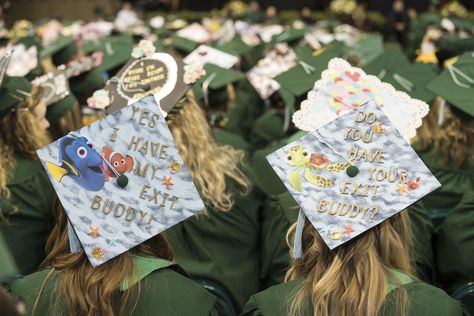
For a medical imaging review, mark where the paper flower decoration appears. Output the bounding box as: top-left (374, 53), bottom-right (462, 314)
top-left (87, 89), bottom-right (111, 109)
top-left (131, 39), bottom-right (157, 59)
top-left (183, 63), bottom-right (206, 84)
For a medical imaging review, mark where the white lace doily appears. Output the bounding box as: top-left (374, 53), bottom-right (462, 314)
top-left (293, 58), bottom-right (429, 141)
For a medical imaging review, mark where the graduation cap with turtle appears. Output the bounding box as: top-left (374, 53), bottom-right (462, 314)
top-left (37, 94), bottom-right (205, 267)
top-left (92, 39), bottom-right (203, 115)
top-left (267, 100), bottom-right (441, 252)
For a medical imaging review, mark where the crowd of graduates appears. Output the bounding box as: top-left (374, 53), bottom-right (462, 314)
top-left (0, 0), bottom-right (473, 315)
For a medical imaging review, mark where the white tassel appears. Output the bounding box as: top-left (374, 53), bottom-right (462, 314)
top-left (293, 210), bottom-right (306, 259)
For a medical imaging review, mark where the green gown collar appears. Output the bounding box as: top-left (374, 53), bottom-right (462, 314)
top-left (120, 255), bottom-right (175, 291)
top-left (386, 269), bottom-right (413, 294)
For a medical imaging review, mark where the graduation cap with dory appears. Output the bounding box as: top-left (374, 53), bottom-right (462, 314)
top-left (37, 94), bottom-right (205, 267)
top-left (267, 101), bottom-right (441, 252)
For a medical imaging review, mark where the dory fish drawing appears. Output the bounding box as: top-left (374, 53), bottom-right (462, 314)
top-left (45, 135), bottom-right (105, 191)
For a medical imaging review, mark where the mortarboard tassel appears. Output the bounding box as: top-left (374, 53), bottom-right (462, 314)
top-left (293, 210), bottom-right (306, 259)
top-left (392, 73), bottom-right (414, 92)
top-left (438, 98), bottom-right (446, 126)
top-left (447, 64), bottom-right (473, 89)
top-left (202, 72), bottom-right (217, 107)
top-left (67, 219), bottom-right (83, 253)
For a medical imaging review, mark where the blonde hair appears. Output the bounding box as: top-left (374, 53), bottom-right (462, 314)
top-left (416, 98), bottom-right (474, 169)
top-left (0, 86), bottom-right (50, 199)
top-left (285, 211), bottom-right (414, 316)
top-left (33, 201), bottom-right (173, 316)
top-left (168, 92), bottom-right (251, 212)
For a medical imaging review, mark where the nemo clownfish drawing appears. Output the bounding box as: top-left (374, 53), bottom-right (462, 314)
top-left (101, 146), bottom-right (134, 182)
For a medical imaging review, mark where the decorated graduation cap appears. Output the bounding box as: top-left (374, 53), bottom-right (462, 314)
top-left (427, 52), bottom-right (474, 117)
top-left (32, 52), bottom-right (102, 106)
top-left (267, 101), bottom-right (441, 252)
top-left (247, 43), bottom-right (298, 100)
top-left (37, 95), bottom-right (205, 267)
top-left (293, 58), bottom-right (430, 141)
top-left (97, 39), bottom-right (199, 115)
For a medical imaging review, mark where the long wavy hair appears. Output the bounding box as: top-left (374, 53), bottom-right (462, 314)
top-left (32, 201), bottom-right (173, 316)
top-left (415, 98), bottom-right (474, 169)
top-left (167, 92), bottom-right (251, 212)
top-left (285, 211), bottom-right (414, 316)
top-left (0, 85), bottom-right (50, 200)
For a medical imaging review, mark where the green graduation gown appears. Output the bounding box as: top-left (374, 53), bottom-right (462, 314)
top-left (166, 176), bottom-right (262, 311)
top-left (241, 272), bottom-right (467, 316)
top-left (0, 154), bottom-right (55, 275)
top-left (436, 193), bottom-right (474, 292)
top-left (11, 256), bottom-right (230, 315)
top-left (418, 151), bottom-right (474, 210)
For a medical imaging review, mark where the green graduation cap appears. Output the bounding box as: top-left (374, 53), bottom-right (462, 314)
top-left (96, 35), bottom-right (134, 74)
top-left (364, 45), bottom-right (410, 80)
top-left (69, 68), bottom-right (106, 104)
top-left (0, 232), bottom-right (19, 282)
top-left (275, 47), bottom-right (342, 97)
top-left (427, 52), bottom-right (474, 117)
top-left (383, 63), bottom-right (438, 103)
top-left (213, 34), bottom-right (254, 57)
top-left (46, 91), bottom-right (79, 123)
top-left (271, 27), bottom-right (307, 46)
top-left (171, 35), bottom-right (199, 54)
top-left (40, 36), bottom-right (78, 66)
top-left (192, 63), bottom-right (245, 106)
top-left (350, 33), bottom-right (384, 66)
top-left (0, 76), bottom-right (33, 118)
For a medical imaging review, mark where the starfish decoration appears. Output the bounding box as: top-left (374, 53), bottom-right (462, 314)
top-left (89, 226), bottom-right (100, 238)
top-left (396, 184), bottom-right (408, 195)
top-left (162, 176), bottom-right (174, 190)
top-left (343, 225), bottom-right (354, 237)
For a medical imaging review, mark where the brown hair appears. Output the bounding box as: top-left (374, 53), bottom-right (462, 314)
top-left (286, 211), bottom-right (414, 316)
top-left (0, 85), bottom-right (50, 199)
top-left (168, 92), bottom-right (251, 212)
top-left (32, 201), bottom-right (173, 316)
top-left (416, 99), bottom-right (474, 169)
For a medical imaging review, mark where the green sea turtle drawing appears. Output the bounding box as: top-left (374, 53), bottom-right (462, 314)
top-left (284, 146), bottom-right (350, 192)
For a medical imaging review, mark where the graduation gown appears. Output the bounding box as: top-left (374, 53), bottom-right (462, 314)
top-left (0, 154), bottom-right (55, 275)
top-left (241, 272), bottom-right (467, 316)
top-left (436, 193), bottom-right (474, 292)
top-left (166, 176), bottom-right (262, 311)
top-left (11, 256), bottom-right (230, 315)
top-left (418, 151), bottom-right (474, 210)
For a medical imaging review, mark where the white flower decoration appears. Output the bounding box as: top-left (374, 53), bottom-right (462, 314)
top-left (87, 89), bottom-right (111, 109)
top-left (131, 39), bottom-right (156, 59)
top-left (183, 63), bottom-right (206, 85)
